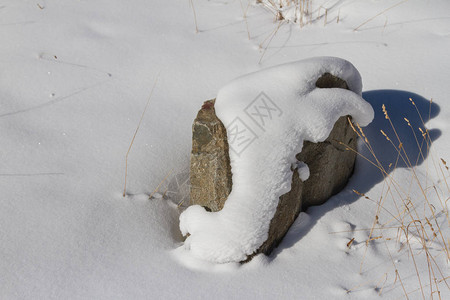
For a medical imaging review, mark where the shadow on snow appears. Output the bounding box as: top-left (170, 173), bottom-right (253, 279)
top-left (271, 89), bottom-right (441, 260)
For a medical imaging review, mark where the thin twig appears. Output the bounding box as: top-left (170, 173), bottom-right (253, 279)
top-left (239, 0), bottom-right (251, 40)
top-left (354, 0), bottom-right (409, 31)
top-left (259, 20), bottom-right (284, 64)
top-left (123, 73), bottom-right (160, 197)
top-left (149, 169), bottom-right (174, 199)
top-left (189, 0), bottom-right (199, 33)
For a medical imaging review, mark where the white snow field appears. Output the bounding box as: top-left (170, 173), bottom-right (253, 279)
top-left (1, 0), bottom-right (449, 299)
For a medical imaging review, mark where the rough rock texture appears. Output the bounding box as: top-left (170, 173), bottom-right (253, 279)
top-left (315, 72), bottom-right (349, 89)
top-left (297, 116), bottom-right (357, 209)
top-left (189, 73), bottom-right (357, 260)
top-left (190, 100), bottom-right (232, 212)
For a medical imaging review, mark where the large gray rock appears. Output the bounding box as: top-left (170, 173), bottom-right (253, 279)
top-left (189, 73), bottom-right (357, 261)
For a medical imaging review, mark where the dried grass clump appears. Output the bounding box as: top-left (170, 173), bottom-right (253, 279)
top-left (257, 0), bottom-right (331, 27)
top-left (340, 99), bottom-right (449, 299)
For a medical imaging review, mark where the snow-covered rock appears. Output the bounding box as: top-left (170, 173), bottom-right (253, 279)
top-left (189, 87), bottom-right (359, 260)
top-left (180, 57), bottom-right (374, 263)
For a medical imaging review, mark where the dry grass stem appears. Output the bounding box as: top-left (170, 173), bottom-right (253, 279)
top-left (354, 0), bottom-right (409, 31)
top-left (239, 0), bottom-right (251, 40)
top-left (259, 20), bottom-right (284, 64)
top-left (149, 168), bottom-right (174, 199)
top-left (342, 100), bottom-right (449, 298)
top-left (123, 74), bottom-right (159, 197)
top-left (347, 237), bottom-right (355, 248)
top-left (189, 0), bottom-right (199, 33)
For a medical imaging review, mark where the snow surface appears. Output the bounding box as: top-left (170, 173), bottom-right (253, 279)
top-left (179, 57), bottom-right (374, 263)
top-left (1, 0), bottom-right (449, 299)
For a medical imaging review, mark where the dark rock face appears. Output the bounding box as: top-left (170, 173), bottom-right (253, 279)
top-left (190, 100), bottom-right (232, 212)
top-left (315, 72), bottom-right (349, 89)
top-left (297, 116), bottom-right (357, 209)
top-left (189, 73), bottom-right (357, 261)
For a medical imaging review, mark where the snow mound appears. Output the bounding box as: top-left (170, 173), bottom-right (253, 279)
top-left (179, 57), bottom-right (374, 263)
